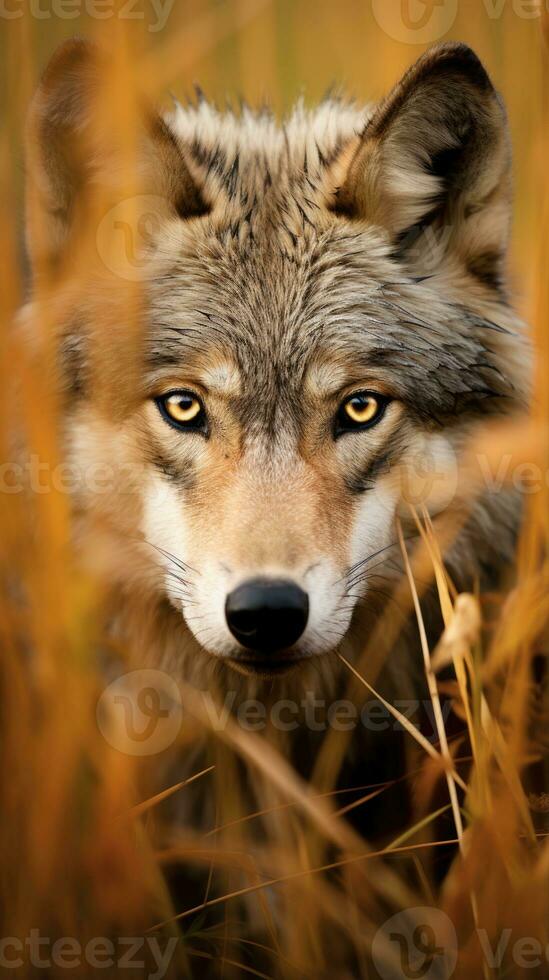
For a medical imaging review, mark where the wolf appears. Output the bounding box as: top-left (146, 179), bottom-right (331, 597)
top-left (23, 39), bottom-right (529, 844)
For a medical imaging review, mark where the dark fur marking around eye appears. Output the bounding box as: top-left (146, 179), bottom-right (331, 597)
top-left (345, 450), bottom-right (393, 495)
top-left (150, 452), bottom-right (196, 491)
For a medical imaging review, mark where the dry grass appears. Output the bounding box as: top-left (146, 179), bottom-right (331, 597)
top-left (1, 2), bottom-right (549, 978)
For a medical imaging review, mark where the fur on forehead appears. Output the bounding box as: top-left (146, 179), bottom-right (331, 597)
top-left (146, 234), bottom-right (528, 422)
top-left (158, 96), bottom-right (370, 256)
top-left (169, 95), bottom-right (367, 181)
top-left (26, 39), bottom-right (530, 413)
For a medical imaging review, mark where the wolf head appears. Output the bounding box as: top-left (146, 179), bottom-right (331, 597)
top-left (25, 40), bottom-right (528, 678)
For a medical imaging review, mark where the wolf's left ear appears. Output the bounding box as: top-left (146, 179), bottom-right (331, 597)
top-left (334, 43), bottom-right (511, 288)
top-left (26, 39), bottom-right (207, 280)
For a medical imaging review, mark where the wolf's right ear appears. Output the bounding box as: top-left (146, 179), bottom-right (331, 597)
top-left (332, 43), bottom-right (511, 288)
top-left (26, 39), bottom-right (207, 280)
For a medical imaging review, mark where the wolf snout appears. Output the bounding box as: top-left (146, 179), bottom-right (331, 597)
top-left (225, 578), bottom-right (309, 654)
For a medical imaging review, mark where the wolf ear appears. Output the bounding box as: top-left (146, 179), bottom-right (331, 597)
top-left (26, 39), bottom-right (207, 279)
top-left (334, 43), bottom-right (511, 289)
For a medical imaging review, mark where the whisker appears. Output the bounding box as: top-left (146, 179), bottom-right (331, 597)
top-left (341, 532), bottom-right (418, 588)
top-left (146, 541), bottom-right (199, 577)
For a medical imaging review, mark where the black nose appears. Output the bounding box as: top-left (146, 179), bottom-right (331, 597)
top-left (225, 578), bottom-right (309, 653)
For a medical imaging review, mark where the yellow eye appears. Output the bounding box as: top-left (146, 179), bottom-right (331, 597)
top-left (345, 395), bottom-right (379, 424)
top-left (156, 391), bottom-right (206, 431)
top-left (336, 391), bottom-right (390, 434)
top-left (165, 394), bottom-right (201, 423)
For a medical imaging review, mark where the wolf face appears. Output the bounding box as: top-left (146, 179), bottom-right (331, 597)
top-left (25, 41), bottom-right (528, 678)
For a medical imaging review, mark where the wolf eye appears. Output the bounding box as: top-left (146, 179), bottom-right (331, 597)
top-left (155, 390), bottom-right (207, 433)
top-left (336, 392), bottom-right (390, 436)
